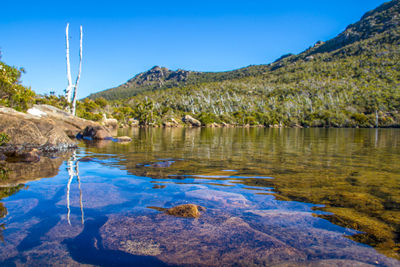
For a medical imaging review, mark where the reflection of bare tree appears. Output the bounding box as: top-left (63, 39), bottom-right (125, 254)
top-left (66, 151), bottom-right (84, 225)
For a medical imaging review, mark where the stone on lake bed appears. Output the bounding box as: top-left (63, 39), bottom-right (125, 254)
top-left (149, 204), bottom-right (206, 218)
top-left (165, 204), bottom-right (206, 218)
top-left (100, 213), bottom-right (304, 266)
top-left (186, 189), bottom-right (249, 207)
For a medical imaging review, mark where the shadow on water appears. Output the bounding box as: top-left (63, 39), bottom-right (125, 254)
top-left (63, 216), bottom-right (169, 267)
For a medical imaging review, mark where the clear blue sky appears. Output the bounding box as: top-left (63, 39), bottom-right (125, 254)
top-left (0, 0), bottom-right (387, 98)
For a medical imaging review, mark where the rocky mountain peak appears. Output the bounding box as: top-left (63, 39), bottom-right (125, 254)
top-left (125, 66), bottom-right (191, 87)
top-left (307, 0), bottom-right (400, 55)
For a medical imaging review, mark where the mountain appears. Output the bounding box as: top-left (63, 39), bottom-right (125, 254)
top-left (86, 0), bottom-right (400, 128)
top-left (87, 64), bottom-right (270, 101)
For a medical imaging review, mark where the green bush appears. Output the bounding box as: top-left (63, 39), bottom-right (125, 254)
top-left (0, 133), bottom-right (9, 146)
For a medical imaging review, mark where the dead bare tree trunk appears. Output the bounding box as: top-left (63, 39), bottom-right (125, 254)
top-left (65, 23), bottom-right (73, 107)
top-left (71, 26), bottom-right (83, 116)
top-left (65, 23), bottom-right (83, 116)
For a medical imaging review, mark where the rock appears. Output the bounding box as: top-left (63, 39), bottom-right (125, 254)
top-left (79, 126), bottom-right (112, 140)
top-left (163, 118), bottom-right (180, 127)
top-left (27, 107), bottom-right (47, 117)
top-left (64, 129), bottom-right (81, 138)
top-left (0, 107), bottom-right (77, 151)
top-left (114, 136), bottom-right (132, 143)
top-left (186, 189), bottom-right (249, 207)
top-left (207, 123), bottom-right (221, 128)
top-left (221, 122), bottom-right (231, 127)
top-left (144, 161), bottom-right (175, 168)
top-left (27, 105), bottom-right (99, 136)
top-left (165, 204), bottom-right (206, 218)
top-left (128, 118), bottom-right (139, 127)
top-left (182, 115), bottom-right (201, 127)
top-left (101, 114), bottom-right (118, 129)
top-left (305, 55), bottom-right (314, 61)
top-left (0, 153), bottom-right (6, 161)
top-left (100, 213), bottom-right (304, 266)
top-left (162, 122), bottom-right (174, 127)
top-left (293, 124), bottom-right (303, 128)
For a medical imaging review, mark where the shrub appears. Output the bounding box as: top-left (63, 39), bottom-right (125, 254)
top-left (0, 133), bottom-right (9, 146)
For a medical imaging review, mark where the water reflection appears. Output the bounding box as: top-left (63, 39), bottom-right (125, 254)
top-left (0, 128), bottom-right (398, 266)
top-left (66, 151), bottom-right (84, 225)
top-left (82, 127), bottom-right (400, 259)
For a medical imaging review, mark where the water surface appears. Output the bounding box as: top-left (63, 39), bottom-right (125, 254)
top-left (0, 128), bottom-right (399, 266)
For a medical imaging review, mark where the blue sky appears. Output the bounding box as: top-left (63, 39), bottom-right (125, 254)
top-left (0, 0), bottom-right (387, 98)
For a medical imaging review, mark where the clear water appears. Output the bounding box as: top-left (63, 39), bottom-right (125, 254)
top-left (0, 128), bottom-right (399, 266)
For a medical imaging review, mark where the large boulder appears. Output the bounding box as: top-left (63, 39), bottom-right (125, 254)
top-left (0, 107), bottom-right (77, 151)
top-left (79, 125), bottom-right (112, 140)
top-left (182, 115), bottom-right (201, 127)
top-left (27, 104), bottom-right (99, 137)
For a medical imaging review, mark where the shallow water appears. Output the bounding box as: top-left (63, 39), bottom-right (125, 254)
top-left (0, 128), bottom-right (399, 266)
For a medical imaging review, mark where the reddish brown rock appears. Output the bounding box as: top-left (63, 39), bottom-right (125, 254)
top-left (165, 204), bottom-right (205, 218)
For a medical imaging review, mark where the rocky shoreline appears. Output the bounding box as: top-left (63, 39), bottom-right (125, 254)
top-left (0, 105), bottom-right (131, 163)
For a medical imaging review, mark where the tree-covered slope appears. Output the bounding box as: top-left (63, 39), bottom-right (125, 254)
top-left (87, 64), bottom-right (270, 101)
top-left (86, 0), bottom-right (400, 128)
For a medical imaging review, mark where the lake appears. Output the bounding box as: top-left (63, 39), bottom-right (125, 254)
top-left (0, 128), bottom-right (399, 266)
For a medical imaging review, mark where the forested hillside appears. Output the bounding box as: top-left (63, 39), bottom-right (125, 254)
top-left (85, 0), bottom-right (400, 128)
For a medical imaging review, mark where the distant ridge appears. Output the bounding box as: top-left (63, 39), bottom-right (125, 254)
top-left (86, 0), bottom-right (400, 129)
top-left (89, 0), bottom-right (400, 102)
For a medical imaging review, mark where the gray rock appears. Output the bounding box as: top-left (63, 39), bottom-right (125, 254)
top-left (182, 115), bottom-right (201, 127)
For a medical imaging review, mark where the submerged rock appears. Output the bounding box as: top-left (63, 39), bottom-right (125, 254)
top-left (100, 213), bottom-right (304, 266)
top-left (144, 161), bottom-right (175, 168)
top-left (149, 204), bottom-right (206, 218)
top-left (186, 189), bottom-right (249, 207)
top-left (166, 204), bottom-right (205, 218)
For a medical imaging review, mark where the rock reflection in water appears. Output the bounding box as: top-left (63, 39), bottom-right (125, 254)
top-left (0, 154), bottom-right (69, 243)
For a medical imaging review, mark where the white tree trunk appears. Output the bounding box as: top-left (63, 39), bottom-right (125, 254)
top-left (71, 26), bottom-right (83, 116)
top-left (65, 23), bottom-right (73, 104)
